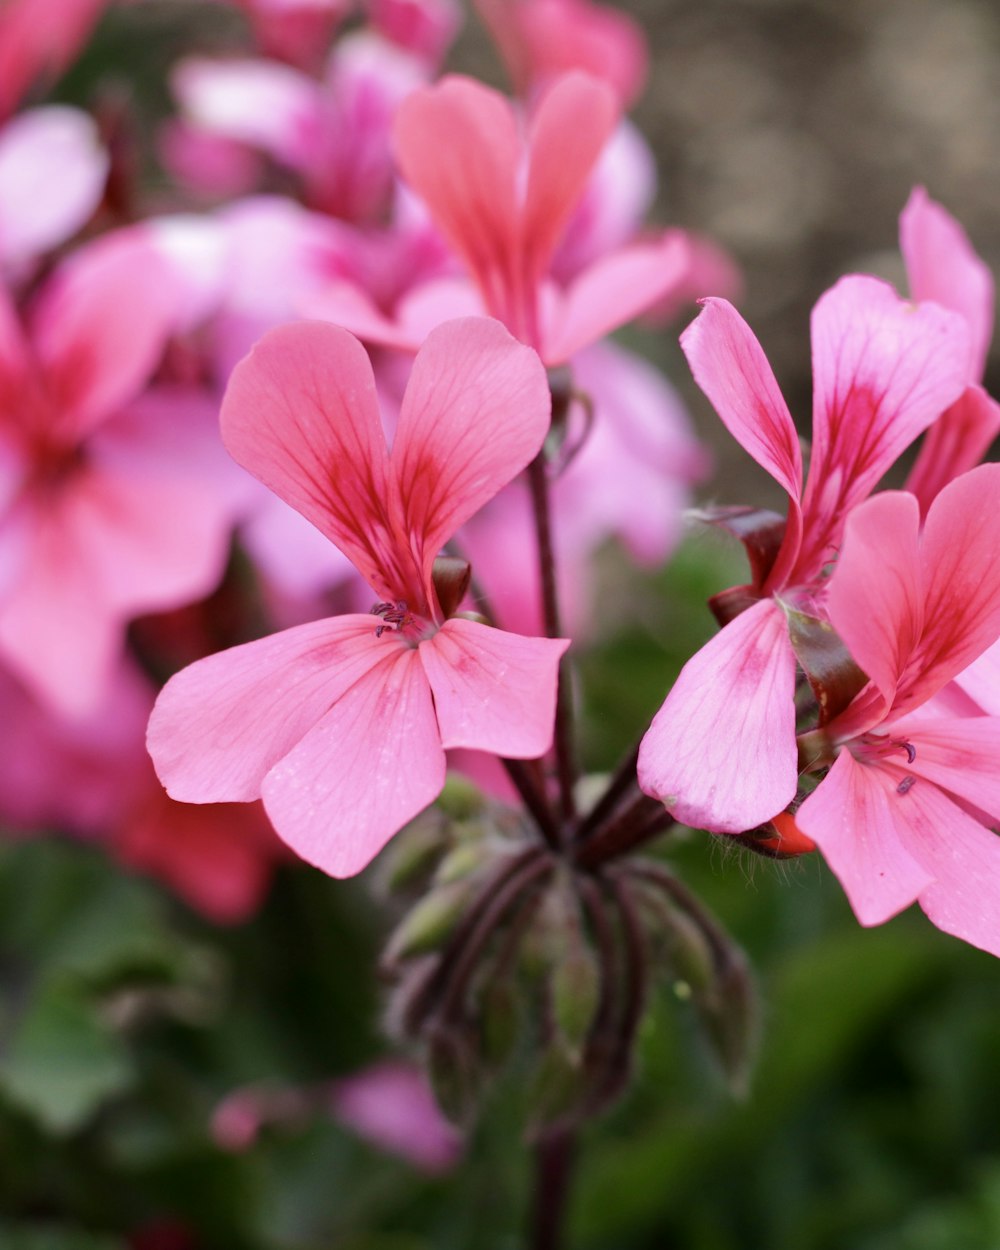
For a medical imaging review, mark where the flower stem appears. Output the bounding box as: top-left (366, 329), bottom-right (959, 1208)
top-left (530, 1127), bottom-right (576, 1250)
top-left (527, 450), bottom-right (577, 830)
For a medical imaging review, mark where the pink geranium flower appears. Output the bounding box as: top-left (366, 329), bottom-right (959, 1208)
top-left (387, 72), bottom-right (691, 363)
top-left (793, 464), bottom-right (1000, 957)
top-left (148, 318), bottom-right (568, 878)
top-left (638, 275), bottom-right (971, 834)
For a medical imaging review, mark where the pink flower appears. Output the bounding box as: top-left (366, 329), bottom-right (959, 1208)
top-left (900, 188), bottom-right (1000, 512)
top-left (148, 318), bottom-right (568, 878)
top-left (0, 231), bottom-right (243, 717)
top-left (389, 72), bottom-right (690, 362)
top-left (474, 0), bottom-right (648, 107)
top-left (638, 275), bottom-right (971, 833)
top-left (794, 465), bottom-right (1000, 957)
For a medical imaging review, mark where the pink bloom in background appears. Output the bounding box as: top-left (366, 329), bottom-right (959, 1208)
top-left (0, 231), bottom-right (245, 718)
top-left (148, 318), bottom-right (568, 878)
top-left (212, 1061), bottom-right (460, 1172)
top-left (638, 275), bottom-right (971, 834)
top-left (0, 0), bottom-right (110, 120)
top-left (794, 465), bottom-right (1000, 957)
top-left (475, 0), bottom-right (648, 107)
top-left (0, 107), bottom-right (108, 275)
top-left (172, 33), bottom-right (426, 223)
top-left (900, 187), bottom-right (1000, 511)
top-left (382, 72), bottom-right (691, 363)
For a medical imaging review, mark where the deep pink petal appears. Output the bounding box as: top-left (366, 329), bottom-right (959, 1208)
top-left (888, 714), bottom-right (1000, 819)
top-left (261, 645), bottom-right (446, 877)
top-left (148, 616), bottom-right (393, 803)
top-left (30, 231), bottom-right (179, 437)
top-left (419, 617), bottom-right (567, 757)
top-left (679, 296), bottom-right (802, 503)
top-left (637, 599), bottom-right (798, 832)
top-left (522, 72), bottom-right (618, 284)
top-left (797, 275), bottom-right (970, 578)
top-left (391, 317), bottom-right (550, 581)
top-left (827, 490), bottom-right (922, 711)
top-left (893, 462), bottom-right (1000, 713)
top-left (0, 106), bottom-right (107, 269)
top-left (903, 778), bottom-right (1000, 958)
top-left (955, 638), bottom-right (1000, 715)
top-left (220, 321), bottom-right (406, 602)
top-left (0, 0), bottom-right (109, 119)
top-left (795, 751), bottom-right (934, 926)
top-left (393, 77), bottom-right (520, 316)
top-left (900, 186), bottom-right (994, 382)
top-left (543, 232), bottom-right (690, 364)
top-left (904, 385), bottom-right (1000, 515)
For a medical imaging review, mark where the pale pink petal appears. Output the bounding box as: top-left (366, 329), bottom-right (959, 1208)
top-left (391, 318), bottom-right (550, 575)
top-left (261, 645), bottom-right (446, 877)
top-left (904, 386), bottom-right (1000, 514)
top-left (393, 77), bottom-right (520, 315)
top-left (300, 278), bottom-right (424, 351)
top-left (795, 751), bottom-right (934, 926)
top-left (827, 490), bottom-right (922, 711)
top-left (543, 232), bottom-right (691, 364)
top-left (887, 714), bottom-right (1000, 819)
top-left (679, 296), bottom-right (802, 503)
top-left (419, 617), bottom-right (567, 757)
top-left (797, 275), bottom-right (970, 578)
top-left (903, 779), bottom-right (1000, 958)
top-left (900, 186), bottom-right (994, 382)
top-left (637, 599), bottom-right (798, 832)
top-left (173, 58), bottom-right (320, 172)
top-left (148, 615), bottom-right (393, 803)
top-left (0, 107), bottom-right (107, 269)
top-left (29, 231), bottom-right (179, 437)
top-left (394, 276), bottom-right (486, 344)
top-left (894, 462), bottom-right (1000, 713)
top-left (219, 321), bottom-right (404, 602)
top-left (522, 73), bottom-right (618, 284)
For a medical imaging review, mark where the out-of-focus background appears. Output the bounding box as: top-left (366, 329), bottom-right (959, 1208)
top-left (4, 3), bottom-right (1000, 1249)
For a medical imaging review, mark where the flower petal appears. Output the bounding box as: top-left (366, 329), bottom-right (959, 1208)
top-left (827, 490), bottom-right (922, 712)
top-left (890, 714), bottom-right (1000, 819)
top-left (544, 232), bottom-right (690, 364)
top-left (522, 72), bottom-right (618, 284)
top-left (220, 321), bottom-right (404, 602)
top-left (391, 317), bottom-right (550, 580)
top-left (148, 616), bottom-right (393, 803)
top-left (795, 751), bottom-right (935, 926)
top-left (637, 599), bottom-right (798, 832)
top-left (797, 275), bottom-right (970, 578)
top-left (900, 186), bottom-right (994, 383)
top-left (419, 617), bottom-right (568, 757)
top-left (679, 296), bottom-right (802, 503)
top-left (393, 76), bottom-right (520, 314)
top-left (904, 385), bottom-right (1000, 515)
top-left (261, 644), bottom-right (446, 877)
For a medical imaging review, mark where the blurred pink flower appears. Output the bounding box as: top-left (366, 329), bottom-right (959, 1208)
top-left (638, 276), bottom-right (971, 834)
top-left (148, 319), bottom-right (567, 878)
top-left (0, 0), bottom-right (110, 120)
top-left (0, 231), bottom-right (244, 717)
top-left (795, 465), bottom-right (1000, 957)
top-left (475, 0), bottom-right (648, 106)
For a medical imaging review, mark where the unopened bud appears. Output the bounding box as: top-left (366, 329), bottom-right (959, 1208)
top-left (426, 1026), bottom-right (480, 1127)
top-left (381, 810), bottom-right (448, 894)
top-left (383, 878), bottom-right (478, 967)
